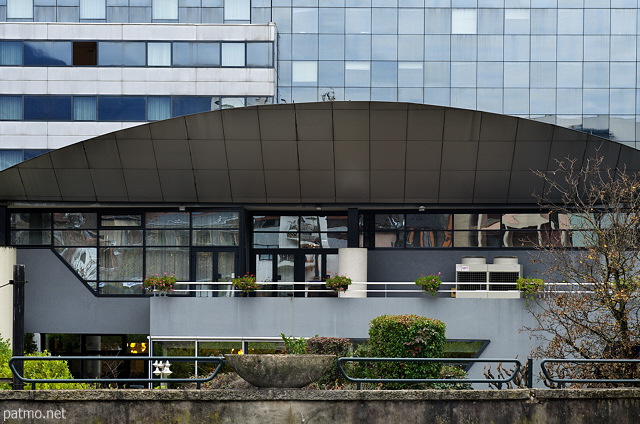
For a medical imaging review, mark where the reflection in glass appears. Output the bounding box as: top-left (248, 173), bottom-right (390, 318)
top-left (99, 247), bottom-right (143, 281)
top-left (192, 230), bottom-right (239, 246)
top-left (145, 212), bottom-right (189, 228)
top-left (145, 247), bottom-right (189, 280)
top-left (100, 230), bottom-right (143, 246)
top-left (98, 42), bottom-right (145, 66)
top-left (11, 231), bottom-right (51, 245)
top-left (24, 42), bottom-right (71, 66)
top-left (11, 212), bottom-right (51, 229)
top-left (54, 230), bottom-right (98, 246)
top-left (56, 247), bottom-right (97, 280)
top-left (101, 215), bottom-right (141, 227)
top-left (99, 282), bottom-right (143, 295)
top-left (146, 230), bottom-right (189, 246)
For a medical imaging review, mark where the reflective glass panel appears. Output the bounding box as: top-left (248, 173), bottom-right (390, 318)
top-left (246, 43), bottom-right (273, 67)
top-left (24, 42), bottom-right (71, 66)
top-left (145, 230), bottom-right (190, 246)
top-left (101, 215), bottom-right (141, 227)
top-left (99, 247), bottom-right (143, 281)
top-left (98, 42), bottom-right (146, 66)
top-left (56, 247), bottom-right (97, 280)
top-left (192, 230), bottom-right (239, 246)
top-left (172, 97), bottom-right (213, 117)
top-left (145, 212), bottom-right (189, 228)
top-left (24, 96), bottom-right (72, 121)
top-left (0, 42), bottom-right (22, 66)
top-left (11, 212), bottom-right (51, 229)
top-left (173, 42), bottom-right (220, 66)
top-left (98, 97), bottom-right (145, 121)
top-left (193, 211), bottom-right (239, 228)
top-left (145, 247), bottom-right (189, 280)
top-left (54, 230), bottom-right (98, 246)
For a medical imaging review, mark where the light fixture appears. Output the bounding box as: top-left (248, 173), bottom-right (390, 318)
top-left (418, 205), bottom-right (426, 212)
top-left (178, 205), bottom-right (186, 211)
top-left (315, 205), bottom-right (322, 211)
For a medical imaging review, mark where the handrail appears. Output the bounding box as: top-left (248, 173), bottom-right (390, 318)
top-left (336, 357), bottom-right (522, 390)
top-left (540, 358), bottom-right (640, 388)
top-left (8, 356), bottom-right (224, 390)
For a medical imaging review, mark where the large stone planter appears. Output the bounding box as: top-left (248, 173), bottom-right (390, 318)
top-left (225, 354), bottom-right (334, 388)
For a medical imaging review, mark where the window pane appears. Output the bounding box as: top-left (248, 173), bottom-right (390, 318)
top-left (219, 97), bottom-right (245, 109)
top-left (145, 212), bottom-right (189, 228)
top-left (452, 9), bottom-right (477, 34)
top-left (146, 230), bottom-right (190, 246)
top-left (292, 61), bottom-right (318, 84)
top-left (24, 96), bottom-right (72, 121)
top-left (221, 43), bottom-right (245, 66)
top-left (98, 97), bottom-right (146, 121)
top-left (246, 43), bottom-right (272, 67)
top-left (73, 97), bottom-right (97, 121)
top-left (99, 247), bottom-right (143, 281)
top-left (80, 0), bottom-right (106, 20)
top-left (193, 211), bottom-right (239, 228)
top-left (375, 214), bottom-right (405, 230)
top-left (145, 248), bottom-right (189, 280)
top-left (147, 97), bottom-right (171, 121)
top-left (100, 230), bottom-right (143, 246)
top-left (98, 42), bottom-right (146, 66)
top-left (101, 214), bottom-right (141, 227)
top-left (7, 0), bottom-right (33, 19)
top-left (56, 248), bottom-right (97, 280)
top-left (0, 42), bottom-right (22, 65)
top-left (292, 8), bottom-right (319, 33)
top-left (172, 97), bottom-right (213, 117)
top-left (152, 0), bottom-right (178, 20)
top-left (24, 42), bottom-right (71, 66)
top-left (53, 212), bottom-right (97, 229)
top-left (0, 97), bottom-right (23, 120)
top-left (0, 150), bottom-right (23, 170)
top-left (11, 212), bottom-right (51, 229)
top-left (54, 230), bottom-right (98, 246)
top-left (147, 43), bottom-right (171, 66)
top-left (173, 43), bottom-right (220, 66)
top-left (11, 231), bottom-right (51, 245)
top-left (192, 230), bottom-right (239, 246)
top-left (225, 0), bottom-right (250, 21)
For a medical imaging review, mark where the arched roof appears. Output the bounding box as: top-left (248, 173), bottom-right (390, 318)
top-left (1, 101), bottom-right (638, 205)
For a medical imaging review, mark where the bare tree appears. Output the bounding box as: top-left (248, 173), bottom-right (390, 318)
top-left (526, 154), bottom-right (640, 386)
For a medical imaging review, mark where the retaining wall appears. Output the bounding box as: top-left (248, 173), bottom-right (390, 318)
top-left (1, 389), bottom-right (639, 424)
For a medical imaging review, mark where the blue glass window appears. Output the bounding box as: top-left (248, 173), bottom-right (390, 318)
top-left (172, 97), bottom-right (213, 117)
top-left (73, 97), bottom-right (97, 121)
top-left (24, 97), bottom-right (72, 121)
top-left (24, 42), bottom-right (72, 66)
top-left (148, 97), bottom-right (171, 121)
top-left (0, 97), bottom-right (23, 121)
top-left (246, 43), bottom-right (273, 67)
top-left (98, 42), bottom-right (146, 66)
top-left (173, 43), bottom-right (220, 66)
top-left (0, 42), bottom-right (22, 66)
top-left (98, 97), bottom-right (146, 121)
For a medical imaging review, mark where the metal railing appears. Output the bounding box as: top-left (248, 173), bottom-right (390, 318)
top-left (336, 357), bottom-right (523, 390)
top-left (170, 281), bottom-right (531, 297)
top-left (8, 356), bottom-right (225, 390)
top-left (540, 358), bottom-right (640, 388)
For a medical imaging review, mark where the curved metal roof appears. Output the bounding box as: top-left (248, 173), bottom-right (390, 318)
top-left (1, 101), bottom-right (638, 205)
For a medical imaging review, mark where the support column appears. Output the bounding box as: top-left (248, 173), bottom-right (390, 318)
top-left (337, 248), bottom-right (367, 298)
top-left (0, 247), bottom-right (16, 342)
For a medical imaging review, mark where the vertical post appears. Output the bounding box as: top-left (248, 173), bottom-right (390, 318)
top-left (526, 358), bottom-right (534, 388)
top-left (11, 264), bottom-right (26, 390)
top-left (347, 208), bottom-right (359, 248)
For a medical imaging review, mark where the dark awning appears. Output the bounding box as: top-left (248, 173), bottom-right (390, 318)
top-left (1, 101), bottom-right (637, 205)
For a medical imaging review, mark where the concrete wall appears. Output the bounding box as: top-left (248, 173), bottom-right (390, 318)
top-left (1, 389), bottom-right (639, 424)
top-left (18, 249), bottom-right (149, 335)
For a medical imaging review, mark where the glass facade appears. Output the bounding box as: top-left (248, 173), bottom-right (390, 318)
top-left (1, 2), bottom-right (639, 146)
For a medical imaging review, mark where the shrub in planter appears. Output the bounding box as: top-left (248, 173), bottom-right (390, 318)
top-left (368, 314), bottom-right (446, 389)
top-left (306, 337), bottom-right (352, 389)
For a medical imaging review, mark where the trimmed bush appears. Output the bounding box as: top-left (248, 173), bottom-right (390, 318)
top-left (306, 337), bottom-right (352, 389)
top-left (368, 314), bottom-right (446, 389)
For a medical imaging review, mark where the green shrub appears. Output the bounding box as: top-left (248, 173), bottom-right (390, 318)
top-left (432, 365), bottom-right (473, 390)
top-left (368, 314), bottom-right (446, 389)
top-left (306, 337), bottom-right (352, 389)
top-left (1, 337), bottom-right (93, 390)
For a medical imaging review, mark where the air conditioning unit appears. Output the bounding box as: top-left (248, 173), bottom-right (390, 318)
top-left (455, 256), bottom-right (521, 298)
top-left (456, 256), bottom-right (488, 298)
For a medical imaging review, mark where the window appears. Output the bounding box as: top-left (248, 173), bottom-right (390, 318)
top-left (98, 97), bottom-right (146, 121)
top-left (221, 43), bottom-right (245, 67)
top-left (224, 0), bottom-right (250, 21)
top-left (73, 42), bottom-right (97, 66)
top-left (147, 97), bottom-right (171, 121)
top-left (172, 97), bottom-right (214, 117)
top-left (7, 0), bottom-right (33, 19)
top-left (173, 43), bottom-right (220, 67)
top-left (24, 42), bottom-right (71, 66)
top-left (147, 43), bottom-right (171, 66)
top-left (152, 0), bottom-right (178, 20)
top-left (452, 9), bottom-right (477, 34)
top-left (80, 0), bottom-right (106, 20)
top-left (73, 97), bottom-right (97, 121)
top-left (24, 96), bottom-right (72, 121)
top-left (98, 42), bottom-right (146, 66)
top-left (292, 62), bottom-right (318, 84)
top-left (247, 43), bottom-right (273, 67)
top-left (0, 97), bottom-right (22, 121)
top-left (0, 42), bottom-right (22, 66)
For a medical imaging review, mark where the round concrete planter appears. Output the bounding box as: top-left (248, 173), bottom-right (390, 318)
top-left (225, 354), bottom-right (335, 388)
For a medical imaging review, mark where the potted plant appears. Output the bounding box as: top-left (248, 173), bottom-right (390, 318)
top-left (414, 273), bottom-right (442, 296)
top-left (516, 277), bottom-right (545, 305)
top-left (143, 273), bottom-right (176, 295)
top-left (324, 274), bottom-right (352, 292)
top-left (232, 273), bottom-right (260, 294)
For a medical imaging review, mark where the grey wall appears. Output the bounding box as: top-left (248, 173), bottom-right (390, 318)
top-left (18, 249), bottom-right (150, 335)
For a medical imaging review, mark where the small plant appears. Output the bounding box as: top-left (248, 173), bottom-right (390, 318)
top-left (280, 334), bottom-right (316, 354)
top-left (516, 277), bottom-right (545, 304)
top-left (143, 273), bottom-right (176, 294)
top-left (325, 275), bottom-right (352, 292)
top-left (232, 273), bottom-right (260, 293)
top-left (415, 273), bottom-right (442, 296)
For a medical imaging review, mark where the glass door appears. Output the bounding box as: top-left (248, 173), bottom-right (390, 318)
top-left (254, 251), bottom-right (338, 297)
top-left (192, 248), bottom-right (238, 297)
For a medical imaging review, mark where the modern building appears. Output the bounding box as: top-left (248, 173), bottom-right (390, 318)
top-left (2, 1), bottom-right (640, 381)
